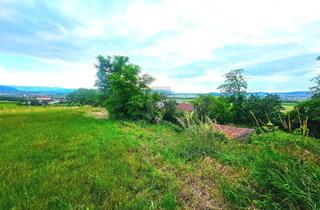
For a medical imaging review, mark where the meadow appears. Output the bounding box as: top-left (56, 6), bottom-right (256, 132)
top-left (282, 102), bottom-right (299, 113)
top-left (0, 104), bottom-right (319, 209)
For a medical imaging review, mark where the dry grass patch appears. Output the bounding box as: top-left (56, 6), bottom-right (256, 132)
top-left (84, 107), bottom-right (108, 119)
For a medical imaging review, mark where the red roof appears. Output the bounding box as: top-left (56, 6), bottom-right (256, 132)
top-left (214, 124), bottom-right (254, 140)
top-left (176, 103), bottom-right (194, 112)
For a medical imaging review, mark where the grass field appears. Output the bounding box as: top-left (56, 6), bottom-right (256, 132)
top-left (282, 102), bottom-right (298, 113)
top-left (0, 104), bottom-right (319, 209)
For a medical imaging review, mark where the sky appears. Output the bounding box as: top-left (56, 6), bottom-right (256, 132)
top-left (0, 0), bottom-right (320, 93)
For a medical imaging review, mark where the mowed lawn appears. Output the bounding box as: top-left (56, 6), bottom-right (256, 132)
top-left (1, 105), bottom-right (320, 209)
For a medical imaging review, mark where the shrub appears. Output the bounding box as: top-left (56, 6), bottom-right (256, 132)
top-left (193, 95), bottom-right (232, 123)
top-left (246, 94), bottom-right (283, 125)
top-left (176, 112), bottom-right (226, 160)
top-left (162, 99), bottom-right (183, 123)
top-left (290, 98), bottom-right (320, 138)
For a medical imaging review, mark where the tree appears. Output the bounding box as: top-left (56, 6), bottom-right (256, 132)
top-left (218, 69), bottom-right (247, 97)
top-left (193, 95), bottom-right (232, 123)
top-left (95, 55), bottom-right (130, 103)
top-left (95, 55), bottom-right (160, 121)
top-left (162, 99), bottom-right (179, 123)
top-left (310, 75), bottom-right (320, 98)
top-left (66, 88), bottom-right (98, 105)
top-left (218, 69), bottom-right (248, 123)
top-left (246, 94), bottom-right (283, 125)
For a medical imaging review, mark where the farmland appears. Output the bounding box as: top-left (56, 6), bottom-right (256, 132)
top-left (1, 104), bottom-right (319, 209)
top-left (282, 102), bottom-right (299, 112)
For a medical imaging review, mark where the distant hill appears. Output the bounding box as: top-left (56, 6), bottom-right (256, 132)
top-left (0, 85), bottom-right (312, 101)
top-left (169, 91), bottom-right (312, 101)
top-left (0, 85), bottom-right (75, 96)
top-left (246, 91), bottom-right (312, 101)
top-left (0, 86), bottom-right (21, 94)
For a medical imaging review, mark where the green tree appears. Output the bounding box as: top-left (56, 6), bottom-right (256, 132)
top-left (66, 88), bottom-right (98, 105)
top-left (291, 98), bottom-right (320, 138)
top-left (193, 95), bottom-right (232, 123)
top-left (246, 94), bottom-right (283, 125)
top-left (95, 55), bottom-right (160, 121)
top-left (162, 99), bottom-right (178, 123)
top-left (218, 69), bottom-right (248, 123)
top-left (310, 75), bottom-right (320, 98)
top-left (95, 56), bottom-right (130, 103)
top-left (218, 69), bottom-right (247, 97)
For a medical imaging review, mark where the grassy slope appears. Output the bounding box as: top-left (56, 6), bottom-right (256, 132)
top-left (0, 105), bottom-right (319, 209)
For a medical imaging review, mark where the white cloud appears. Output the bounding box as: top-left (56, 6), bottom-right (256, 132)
top-left (0, 61), bottom-right (95, 88)
top-left (1, 0), bottom-right (320, 91)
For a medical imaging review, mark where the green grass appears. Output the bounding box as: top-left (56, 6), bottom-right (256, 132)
top-left (0, 101), bottom-right (19, 110)
top-left (0, 105), bottom-right (319, 209)
top-left (282, 102), bottom-right (298, 113)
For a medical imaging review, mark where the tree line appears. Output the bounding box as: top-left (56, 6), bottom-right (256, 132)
top-left (66, 55), bottom-right (320, 137)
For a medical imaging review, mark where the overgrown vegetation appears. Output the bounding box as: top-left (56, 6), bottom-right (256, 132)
top-left (289, 98), bottom-right (320, 138)
top-left (66, 88), bottom-right (99, 106)
top-left (1, 105), bottom-right (319, 209)
top-left (94, 55), bottom-right (162, 122)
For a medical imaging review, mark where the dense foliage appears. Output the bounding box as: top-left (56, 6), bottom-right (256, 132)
top-left (66, 88), bottom-right (98, 105)
top-left (193, 93), bottom-right (283, 126)
top-left (0, 95), bottom-right (26, 102)
top-left (162, 99), bottom-right (180, 123)
top-left (193, 95), bottom-right (232, 123)
top-left (218, 69), bottom-right (248, 123)
top-left (95, 55), bottom-right (161, 121)
top-left (310, 74), bottom-right (320, 98)
top-left (246, 94), bottom-right (283, 125)
top-left (290, 98), bottom-right (320, 138)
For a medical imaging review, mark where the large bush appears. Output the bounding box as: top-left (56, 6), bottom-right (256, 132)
top-left (245, 94), bottom-right (283, 125)
top-left (290, 98), bottom-right (320, 138)
top-left (176, 112), bottom-right (227, 160)
top-left (193, 95), bottom-right (232, 123)
top-left (162, 99), bottom-right (180, 123)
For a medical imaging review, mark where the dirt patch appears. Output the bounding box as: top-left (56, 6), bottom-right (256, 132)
top-left (177, 157), bottom-right (247, 210)
top-left (85, 108), bottom-right (108, 119)
top-left (178, 171), bottom-right (224, 210)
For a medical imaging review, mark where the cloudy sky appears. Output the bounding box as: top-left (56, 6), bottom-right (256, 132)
top-left (0, 0), bottom-right (320, 92)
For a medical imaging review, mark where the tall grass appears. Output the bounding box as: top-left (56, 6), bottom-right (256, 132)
top-left (1, 105), bottom-right (319, 209)
top-left (175, 112), bottom-right (226, 160)
top-left (215, 132), bottom-right (320, 209)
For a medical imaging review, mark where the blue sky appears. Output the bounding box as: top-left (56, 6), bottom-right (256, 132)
top-left (0, 0), bottom-right (319, 92)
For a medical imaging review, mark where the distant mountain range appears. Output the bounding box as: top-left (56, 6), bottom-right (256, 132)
top-left (0, 85), bottom-right (75, 96)
top-left (0, 85), bottom-right (313, 101)
top-left (169, 91), bottom-right (312, 101)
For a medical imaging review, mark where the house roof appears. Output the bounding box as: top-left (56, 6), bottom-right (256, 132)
top-left (176, 103), bottom-right (194, 112)
top-left (214, 124), bottom-right (254, 140)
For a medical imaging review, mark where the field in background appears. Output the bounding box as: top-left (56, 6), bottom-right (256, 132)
top-left (0, 101), bottom-right (18, 109)
top-left (0, 104), bottom-right (319, 209)
top-left (282, 102), bottom-right (298, 112)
